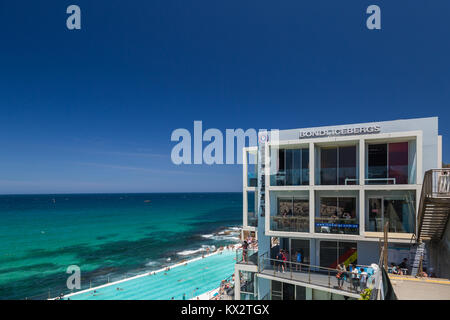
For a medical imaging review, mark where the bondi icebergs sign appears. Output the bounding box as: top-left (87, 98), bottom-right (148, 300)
top-left (298, 125), bottom-right (381, 139)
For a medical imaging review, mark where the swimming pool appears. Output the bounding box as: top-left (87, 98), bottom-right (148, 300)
top-left (63, 249), bottom-right (236, 300)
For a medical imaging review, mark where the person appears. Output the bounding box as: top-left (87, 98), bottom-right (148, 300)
top-left (295, 250), bottom-right (302, 271)
top-left (182, 293), bottom-right (186, 300)
top-left (275, 249), bottom-right (284, 273)
top-left (336, 263), bottom-right (346, 289)
top-left (398, 258), bottom-right (408, 269)
top-left (242, 241), bottom-right (249, 263)
top-left (281, 250), bottom-right (288, 272)
top-left (359, 267), bottom-right (368, 291)
top-left (391, 263), bottom-right (399, 274)
top-left (351, 264), bottom-right (360, 292)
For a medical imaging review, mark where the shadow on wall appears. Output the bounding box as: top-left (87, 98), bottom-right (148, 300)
top-left (429, 220), bottom-right (450, 279)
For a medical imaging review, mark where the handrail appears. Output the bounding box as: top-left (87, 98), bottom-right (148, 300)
top-left (259, 256), bottom-right (374, 296)
top-left (236, 248), bottom-right (258, 264)
top-left (417, 169), bottom-right (450, 240)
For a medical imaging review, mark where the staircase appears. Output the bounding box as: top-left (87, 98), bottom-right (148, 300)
top-left (417, 169), bottom-right (450, 241)
top-left (410, 242), bottom-right (427, 276)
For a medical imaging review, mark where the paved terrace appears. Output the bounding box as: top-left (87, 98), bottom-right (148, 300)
top-left (390, 275), bottom-right (450, 300)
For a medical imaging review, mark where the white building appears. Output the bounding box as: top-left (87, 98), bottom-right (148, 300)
top-left (236, 117), bottom-right (445, 300)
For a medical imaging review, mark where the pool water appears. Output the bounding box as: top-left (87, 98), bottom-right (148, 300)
top-left (64, 249), bottom-right (236, 300)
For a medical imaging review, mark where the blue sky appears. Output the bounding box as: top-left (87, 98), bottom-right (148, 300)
top-left (0, 1), bottom-right (449, 194)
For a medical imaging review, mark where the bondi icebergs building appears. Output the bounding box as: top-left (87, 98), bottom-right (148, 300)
top-left (237, 116), bottom-right (449, 300)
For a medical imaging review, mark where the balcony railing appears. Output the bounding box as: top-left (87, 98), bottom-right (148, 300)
top-left (258, 252), bottom-right (375, 296)
top-left (236, 248), bottom-right (258, 265)
top-left (417, 169), bottom-right (450, 241)
top-left (314, 217), bottom-right (359, 235)
top-left (270, 215), bottom-right (309, 233)
top-left (270, 170), bottom-right (309, 186)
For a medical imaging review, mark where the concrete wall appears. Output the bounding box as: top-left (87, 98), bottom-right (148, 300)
top-left (357, 241), bottom-right (380, 265)
top-left (429, 220), bottom-right (450, 279)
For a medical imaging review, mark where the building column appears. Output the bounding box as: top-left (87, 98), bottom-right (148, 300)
top-left (359, 138), bottom-right (365, 185)
top-left (309, 142), bottom-right (315, 235)
top-left (306, 287), bottom-right (313, 300)
top-left (234, 266), bottom-right (241, 300)
top-left (359, 189), bottom-right (365, 236)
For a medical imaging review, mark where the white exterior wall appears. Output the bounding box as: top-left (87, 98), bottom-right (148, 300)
top-left (240, 117), bottom-right (440, 300)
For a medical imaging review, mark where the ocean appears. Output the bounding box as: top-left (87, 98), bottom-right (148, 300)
top-left (0, 193), bottom-right (242, 300)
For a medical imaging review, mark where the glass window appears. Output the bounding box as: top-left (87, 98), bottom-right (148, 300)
top-left (339, 146), bottom-right (357, 185)
top-left (320, 241), bottom-right (357, 268)
top-left (388, 142), bottom-right (409, 184)
top-left (384, 198), bottom-right (415, 233)
top-left (273, 197), bottom-right (309, 232)
top-left (271, 148), bottom-right (309, 186)
top-left (320, 148), bottom-right (337, 185)
top-left (291, 239), bottom-right (310, 264)
top-left (271, 281), bottom-right (282, 300)
top-left (320, 146), bottom-right (357, 185)
top-left (282, 283), bottom-right (295, 300)
top-left (301, 149), bottom-right (309, 185)
top-left (368, 142), bottom-right (410, 185)
top-left (365, 193), bottom-right (415, 233)
top-left (295, 286), bottom-right (306, 300)
top-left (316, 197), bottom-right (358, 235)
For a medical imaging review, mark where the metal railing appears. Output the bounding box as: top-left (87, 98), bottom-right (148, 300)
top-left (236, 248), bottom-right (258, 265)
top-left (258, 252), bottom-right (373, 295)
top-left (417, 169), bottom-right (450, 240)
top-left (270, 215), bottom-right (309, 233)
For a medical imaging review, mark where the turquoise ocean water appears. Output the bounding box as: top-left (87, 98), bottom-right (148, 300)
top-left (0, 193), bottom-right (242, 299)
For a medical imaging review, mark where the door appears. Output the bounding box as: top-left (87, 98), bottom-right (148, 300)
top-left (368, 198), bottom-right (383, 232)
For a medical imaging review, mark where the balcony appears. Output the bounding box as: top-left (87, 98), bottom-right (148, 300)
top-left (236, 248), bottom-right (258, 266)
top-left (270, 215), bottom-right (309, 233)
top-left (314, 217), bottom-right (359, 235)
top-left (258, 253), bottom-right (369, 298)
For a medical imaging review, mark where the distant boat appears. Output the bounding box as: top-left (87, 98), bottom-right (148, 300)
top-left (144, 200), bottom-right (151, 203)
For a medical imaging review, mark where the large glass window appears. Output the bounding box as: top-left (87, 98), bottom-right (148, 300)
top-left (315, 197), bottom-right (358, 235)
top-left (366, 193), bottom-right (416, 233)
top-left (320, 148), bottom-right (337, 185)
top-left (388, 142), bottom-right (409, 184)
top-left (319, 241), bottom-right (357, 268)
top-left (271, 197), bottom-right (309, 232)
top-left (319, 146), bottom-right (357, 185)
top-left (368, 142), bottom-right (410, 184)
top-left (291, 239), bottom-right (310, 265)
top-left (271, 148), bottom-right (309, 186)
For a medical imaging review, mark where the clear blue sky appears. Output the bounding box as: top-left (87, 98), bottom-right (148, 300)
top-left (0, 1), bottom-right (449, 194)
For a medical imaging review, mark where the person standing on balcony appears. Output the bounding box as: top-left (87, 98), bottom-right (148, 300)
top-left (295, 250), bottom-right (302, 271)
top-left (359, 267), bottom-right (368, 291)
top-left (242, 241), bottom-right (249, 263)
top-left (351, 265), bottom-right (360, 292)
top-left (336, 263), bottom-right (346, 289)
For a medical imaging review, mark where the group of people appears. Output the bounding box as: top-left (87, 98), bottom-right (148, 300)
top-left (273, 249), bottom-right (304, 272)
top-left (389, 258), bottom-right (409, 275)
top-left (336, 263), bottom-right (369, 292)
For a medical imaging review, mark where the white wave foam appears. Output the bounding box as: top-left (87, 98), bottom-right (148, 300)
top-left (177, 248), bottom-right (205, 256)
